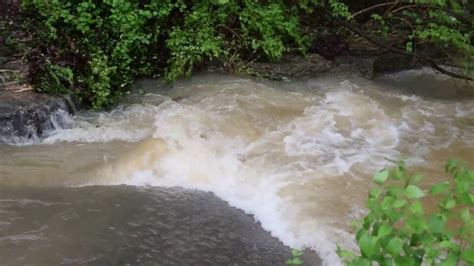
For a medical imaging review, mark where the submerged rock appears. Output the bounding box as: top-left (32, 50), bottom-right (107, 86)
top-left (0, 186), bottom-right (321, 265)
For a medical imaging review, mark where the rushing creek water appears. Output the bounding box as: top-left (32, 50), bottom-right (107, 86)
top-left (1, 69), bottom-right (473, 265)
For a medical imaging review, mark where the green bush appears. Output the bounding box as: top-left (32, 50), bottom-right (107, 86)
top-left (338, 160), bottom-right (474, 266)
top-left (22, 0), bottom-right (315, 109)
top-left (20, 1), bottom-right (473, 108)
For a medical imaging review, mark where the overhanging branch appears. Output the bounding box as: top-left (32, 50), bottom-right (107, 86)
top-left (335, 18), bottom-right (473, 81)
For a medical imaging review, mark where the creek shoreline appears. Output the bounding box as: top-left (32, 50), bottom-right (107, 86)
top-left (0, 52), bottom-right (423, 143)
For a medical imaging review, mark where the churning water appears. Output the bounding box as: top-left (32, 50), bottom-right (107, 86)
top-left (1, 69), bottom-right (473, 265)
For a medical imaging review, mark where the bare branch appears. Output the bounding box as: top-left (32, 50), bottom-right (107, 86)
top-left (352, 2), bottom-right (400, 17)
top-left (334, 18), bottom-right (473, 81)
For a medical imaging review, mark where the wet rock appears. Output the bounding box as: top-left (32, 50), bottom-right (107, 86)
top-left (0, 186), bottom-right (322, 265)
top-left (0, 88), bottom-right (72, 142)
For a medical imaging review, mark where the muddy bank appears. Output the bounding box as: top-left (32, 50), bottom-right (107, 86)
top-left (0, 185), bottom-right (320, 265)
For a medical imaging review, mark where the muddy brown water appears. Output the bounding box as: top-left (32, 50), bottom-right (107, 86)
top-left (1, 69), bottom-right (473, 265)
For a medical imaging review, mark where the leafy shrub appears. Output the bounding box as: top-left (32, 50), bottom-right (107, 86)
top-left (338, 160), bottom-right (474, 266)
top-left (21, 0), bottom-right (314, 108)
top-left (20, 0), bottom-right (473, 108)
top-left (347, 0), bottom-right (473, 78)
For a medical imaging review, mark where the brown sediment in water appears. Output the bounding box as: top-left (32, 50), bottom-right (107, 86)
top-left (0, 72), bottom-right (472, 265)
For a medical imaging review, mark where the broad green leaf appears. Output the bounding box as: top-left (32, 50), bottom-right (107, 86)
top-left (442, 198), bottom-right (456, 209)
top-left (369, 188), bottom-right (381, 198)
top-left (291, 249), bottom-right (303, 257)
top-left (461, 247), bottom-right (474, 264)
top-left (381, 196), bottom-right (395, 210)
top-left (439, 240), bottom-right (459, 252)
top-left (395, 256), bottom-right (416, 266)
top-left (358, 232), bottom-right (377, 258)
top-left (460, 208), bottom-right (470, 224)
top-left (367, 197), bottom-right (380, 211)
top-left (386, 209), bottom-right (400, 223)
top-left (377, 223), bottom-right (392, 238)
top-left (348, 257), bottom-right (371, 266)
top-left (386, 237), bottom-right (403, 256)
top-left (429, 214), bottom-right (447, 234)
top-left (392, 199), bottom-right (407, 208)
top-left (392, 169), bottom-right (404, 180)
top-left (387, 185), bottom-right (404, 197)
top-left (291, 258), bottom-right (303, 265)
top-left (356, 228), bottom-right (366, 242)
top-left (407, 215), bottom-right (425, 231)
top-left (373, 169), bottom-right (389, 185)
top-left (409, 200), bottom-right (423, 214)
top-left (440, 252), bottom-right (457, 266)
top-left (431, 181), bottom-right (450, 194)
top-left (406, 185), bottom-right (425, 199)
top-left (336, 246), bottom-right (354, 259)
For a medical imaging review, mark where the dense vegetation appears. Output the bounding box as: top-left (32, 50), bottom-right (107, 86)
top-left (337, 160), bottom-right (474, 266)
top-left (12, 0), bottom-right (473, 108)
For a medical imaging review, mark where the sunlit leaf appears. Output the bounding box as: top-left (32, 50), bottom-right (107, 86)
top-left (386, 237), bottom-right (403, 256)
top-left (406, 185), bottom-right (425, 199)
top-left (373, 169), bottom-right (389, 185)
top-left (358, 232), bottom-right (377, 258)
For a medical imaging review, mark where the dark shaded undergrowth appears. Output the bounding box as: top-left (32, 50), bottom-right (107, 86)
top-left (3, 0), bottom-right (473, 109)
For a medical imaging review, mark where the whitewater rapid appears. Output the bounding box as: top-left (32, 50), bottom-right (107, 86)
top-left (2, 70), bottom-right (473, 265)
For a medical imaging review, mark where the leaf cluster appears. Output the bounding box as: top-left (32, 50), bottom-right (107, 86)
top-left (21, 0), bottom-right (314, 108)
top-left (338, 160), bottom-right (474, 266)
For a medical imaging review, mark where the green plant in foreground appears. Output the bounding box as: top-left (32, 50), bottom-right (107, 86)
top-left (338, 160), bottom-right (474, 266)
top-left (287, 249), bottom-right (304, 265)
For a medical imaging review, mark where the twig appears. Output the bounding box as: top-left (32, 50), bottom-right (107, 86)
top-left (352, 2), bottom-right (400, 17)
top-left (335, 18), bottom-right (473, 81)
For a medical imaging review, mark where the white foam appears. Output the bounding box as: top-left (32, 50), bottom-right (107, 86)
top-left (28, 74), bottom-right (474, 265)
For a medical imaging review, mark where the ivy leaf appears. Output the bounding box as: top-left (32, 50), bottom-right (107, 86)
top-left (406, 185), bottom-right (425, 199)
top-left (373, 169), bottom-right (389, 185)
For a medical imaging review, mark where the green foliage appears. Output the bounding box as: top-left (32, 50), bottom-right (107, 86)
top-left (353, 0), bottom-right (473, 75)
top-left (286, 249), bottom-right (304, 265)
top-left (34, 60), bottom-right (74, 95)
top-left (20, 0), bottom-right (473, 108)
top-left (338, 160), bottom-right (474, 266)
top-left (22, 0), bottom-right (316, 108)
